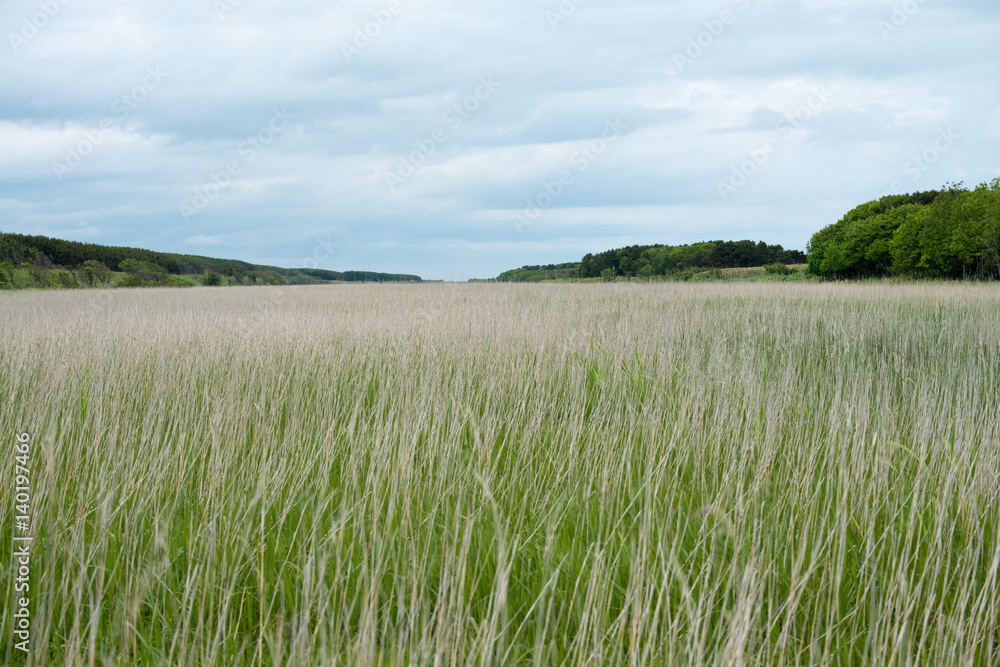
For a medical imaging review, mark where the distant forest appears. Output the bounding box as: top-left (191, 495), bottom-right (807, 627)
top-left (807, 180), bottom-right (1000, 279)
top-left (579, 240), bottom-right (806, 278)
top-left (496, 240), bottom-right (806, 282)
top-left (0, 232), bottom-right (422, 287)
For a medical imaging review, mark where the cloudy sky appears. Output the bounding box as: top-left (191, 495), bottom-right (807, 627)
top-left (2, 0), bottom-right (998, 280)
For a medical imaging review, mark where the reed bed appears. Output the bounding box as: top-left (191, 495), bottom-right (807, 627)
top-left (1, 282), bottom-right (999, 665)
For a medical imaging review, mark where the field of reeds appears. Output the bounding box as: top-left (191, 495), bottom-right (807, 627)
top-left (1, 282), bottom-right (999, 665)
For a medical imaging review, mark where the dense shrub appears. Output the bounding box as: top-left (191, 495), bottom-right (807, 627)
top-left (115, 274), bottom-right (147, 288)
top-left (80, 260), bottom-right (112, 285)
top-left (28, 264), bottom-right (52, 287)
top-left (202, 270), bottom-right (223, 286)
top-left (56, 270), bottom-right (81, 288)
top-left (120, 259), bottom-right (170, 285)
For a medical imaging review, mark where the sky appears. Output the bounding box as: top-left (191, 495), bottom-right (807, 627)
top-left (1, 0), bottom-right (998, 281)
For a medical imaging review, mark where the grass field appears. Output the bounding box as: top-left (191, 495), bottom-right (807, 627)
top-left (2, 282), bottom-right (999, 665)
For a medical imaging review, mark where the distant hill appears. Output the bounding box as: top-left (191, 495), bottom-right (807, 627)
top-left (495, 240), bottom-right (806, 282)
top-left (0, 232), bottom-right (422, 286)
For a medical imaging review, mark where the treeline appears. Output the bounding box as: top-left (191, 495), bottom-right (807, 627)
top-left (0, 232), bottom-right (422, 286)
top-left (294, 268), bottom-right (422, 283)
top-left (495, 263), bottom-right (580, 282)
top-left (579, 241), bottom-right (806, 279)
top-left (0, 232), bottom-right (259, 275)
top-left (807, 180), bottom-right (1000, 279)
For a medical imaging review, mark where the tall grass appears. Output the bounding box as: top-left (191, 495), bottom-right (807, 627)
top-left (1, 282), bottom-right (999, 665)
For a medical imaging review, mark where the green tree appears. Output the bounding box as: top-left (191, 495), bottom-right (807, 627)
top-left (635, 258), bottom-right (651, 277)
top-left (202, 270), bottom-right (223, 286)
top-left (917, 188), bottom-right (960, 275)
top-left (81, 260), bottom-right (111, 285)
top-left (985, 178), bottom-right (1000, 277)
top-left (0, 261), bottom-right (13, 290)
top-left (119, 258), bottom-right (168, 285)
top-left (890, 206), bottom-right (930, 275)
top-left (808, 184), bottom-right (1000, 279)
top-left (56, 270), bottom-right (80, 289)
top-left (28, 264), bottom-right (52, 287)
